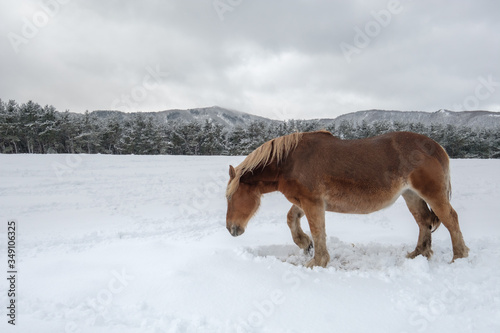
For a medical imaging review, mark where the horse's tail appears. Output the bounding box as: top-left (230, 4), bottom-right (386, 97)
top-left (430, 209), bottom-right (441, 233)
top-left (430, 167), bottom-right (452, 233)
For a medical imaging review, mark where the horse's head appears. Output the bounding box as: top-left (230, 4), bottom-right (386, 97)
top-left (226, 165), bottom-right (261, 237)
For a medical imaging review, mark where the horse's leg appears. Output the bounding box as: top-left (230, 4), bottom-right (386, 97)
top-left (402, 190), bottom-right (435, 259)
top-left (426, 198), bottom-right (469, 262)
top-left (302, 201), bottom-right (330, 268)
top-left (410, 167), bottom-right (469, 262)
top-left (286, 205), bottom-right (313, 254)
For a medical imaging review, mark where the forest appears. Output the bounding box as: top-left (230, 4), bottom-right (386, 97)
top-left (1, 99), bottom-right (499, 158)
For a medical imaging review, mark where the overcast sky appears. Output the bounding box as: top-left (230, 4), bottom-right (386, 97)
top-left (1, 0), bottom-right (499, 120)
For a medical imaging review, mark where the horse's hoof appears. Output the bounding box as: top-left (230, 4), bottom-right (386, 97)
top-left (406, 251), bottom-right (418, 259)
top-left (305, 258), bottom-right (316, 268)
top-left (451, 246), bottom-right (470, 263)
top-left (305, 255), bottom-right (329, 268)
top-left (406, 248), bottom-right (433, 260)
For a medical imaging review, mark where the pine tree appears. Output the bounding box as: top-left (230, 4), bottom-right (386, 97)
top-left (244, 121), bottom-right (268, 153)
top-left (0, 100), bottom-right (21, 153)
top-left (38, 105), bottom-right (59, 153)
top-left (336, 120), bottom-right (356, 139)
top-left (100, 115), bottom-right (122, 154)
top-left (200, 120), bottom-right (225, 155)
top-left (73, 111), bottom-right (104, 153)
top-left (58, 111), bottom-right (79, 153)
top-left (18, 101), bottom-right (42, 153)
top-left (227, 126), bottom-right (246, 155)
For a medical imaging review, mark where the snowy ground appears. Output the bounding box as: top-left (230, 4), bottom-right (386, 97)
top-left (1, 154), bottom-right (499, 333)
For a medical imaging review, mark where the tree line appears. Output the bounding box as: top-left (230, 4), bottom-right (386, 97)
top-left (1, 99), bottom-right (499, 158)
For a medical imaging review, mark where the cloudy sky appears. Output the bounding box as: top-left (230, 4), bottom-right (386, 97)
top-left (1, 0), bottom-right (499, 120)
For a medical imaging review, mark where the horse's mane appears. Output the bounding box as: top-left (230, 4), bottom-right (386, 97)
top-left (226, 132), bottom-right (305, 199)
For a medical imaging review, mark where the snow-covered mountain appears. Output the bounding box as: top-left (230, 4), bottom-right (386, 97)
top-left (92, 106), bottom-right (276, 128)
top-left (93, 107), bottom-right (500, 130)
top-left (318, 109), bottom-right (500, 130)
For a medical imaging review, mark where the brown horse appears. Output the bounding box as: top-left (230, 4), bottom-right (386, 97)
top-left (225, 130), bottom-right (469, 268)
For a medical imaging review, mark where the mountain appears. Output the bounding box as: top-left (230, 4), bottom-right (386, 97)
top-left (92, 106), bottom-right (278, 129)
top-left (316, 109), bottom-right (500, 130)
top-left (91, 107), bottom-right (500, 130)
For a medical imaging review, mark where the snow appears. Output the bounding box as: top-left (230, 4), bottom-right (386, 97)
top-left (1, 155), bottom-right (499, 333)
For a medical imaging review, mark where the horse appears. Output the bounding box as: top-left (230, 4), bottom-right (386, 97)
top-left (225, 130), bottom-right (469, 268)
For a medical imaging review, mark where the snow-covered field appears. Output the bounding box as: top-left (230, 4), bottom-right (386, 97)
top-left (1, 154), bottom-right (499, 333)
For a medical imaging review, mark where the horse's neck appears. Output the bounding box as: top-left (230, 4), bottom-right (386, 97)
top-left (241, 162), bottom-right (280, 194)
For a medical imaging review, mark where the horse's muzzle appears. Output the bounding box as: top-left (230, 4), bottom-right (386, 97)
top-left (228, 224), bottom-right (245, 237)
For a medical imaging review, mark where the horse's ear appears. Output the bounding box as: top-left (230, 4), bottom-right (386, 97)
top-left (229, 165), bottom-right (236, 179)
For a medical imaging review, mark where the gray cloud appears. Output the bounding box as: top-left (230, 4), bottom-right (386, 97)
top-left (1, 0), bottom-right (499, 119)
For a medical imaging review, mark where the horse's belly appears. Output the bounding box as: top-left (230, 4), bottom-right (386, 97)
top-left (324, 189), bottom-right (402, 214)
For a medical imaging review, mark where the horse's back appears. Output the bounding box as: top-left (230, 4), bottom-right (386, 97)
top-left (300, 131), bottom-right (448, 171)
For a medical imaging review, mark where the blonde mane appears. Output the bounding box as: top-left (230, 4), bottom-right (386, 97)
top-left (226, 132), bottom-right (304, 199)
